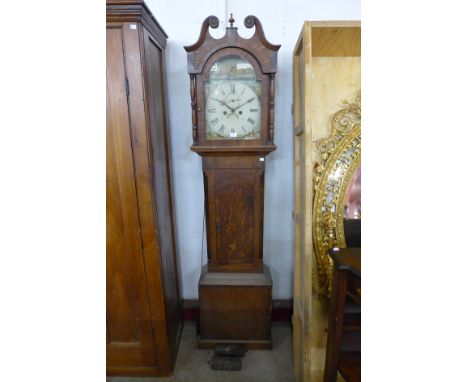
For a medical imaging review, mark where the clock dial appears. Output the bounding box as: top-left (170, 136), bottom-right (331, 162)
top-left (204, 56), bottom-right (261, 139)
top-left (205, 82), bottom-right (260, 138)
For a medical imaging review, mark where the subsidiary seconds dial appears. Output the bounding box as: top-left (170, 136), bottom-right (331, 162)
top-left (205, 82), bottom-right (260, 138)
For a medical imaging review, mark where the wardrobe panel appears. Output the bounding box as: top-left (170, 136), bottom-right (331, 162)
top-left (143, 29), bottom-right (182, 365)
top-left (106, 25), bottom-right (155, 363)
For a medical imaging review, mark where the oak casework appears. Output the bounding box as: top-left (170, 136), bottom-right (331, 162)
top-left (185, 15), bottom-right (280, 349)
top-left (106, 0), bottom-right (182, 376)
top-left (203, 156), bottom-right (265, 272)
top-left (198, 265), bottom-right (273, 349)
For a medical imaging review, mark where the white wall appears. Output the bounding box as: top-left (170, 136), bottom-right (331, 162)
top-left (145, 0), bottom-right (360, 299)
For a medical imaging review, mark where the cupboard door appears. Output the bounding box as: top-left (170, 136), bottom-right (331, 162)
top-left (215, 170), bottom-right (255, 265)
top-left (205, 168), bottom-right (264, 271)
top-left (106, 25), bottom-right (155, 369)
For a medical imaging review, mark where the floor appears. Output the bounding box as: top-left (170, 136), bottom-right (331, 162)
top-left (107, 322), bottom-right (294, 382)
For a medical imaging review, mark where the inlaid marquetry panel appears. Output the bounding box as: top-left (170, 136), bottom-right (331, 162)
top-left (204, 165), bottom-right (264, 272)
top-left (215, 171), bottom-right (255, 264)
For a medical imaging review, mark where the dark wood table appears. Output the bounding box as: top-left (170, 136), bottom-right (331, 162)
top-left (324, 247), bottom-right (361, 382)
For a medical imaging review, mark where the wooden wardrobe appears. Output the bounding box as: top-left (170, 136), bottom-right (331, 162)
top-left (106, 0), bottom-right (182, 376)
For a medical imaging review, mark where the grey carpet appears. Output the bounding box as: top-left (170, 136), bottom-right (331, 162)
top-left (107, 322), bottom-right (294, 382)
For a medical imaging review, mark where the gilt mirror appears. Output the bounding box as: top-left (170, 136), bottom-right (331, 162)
top-left (312, 92), bottom-right (361, 297)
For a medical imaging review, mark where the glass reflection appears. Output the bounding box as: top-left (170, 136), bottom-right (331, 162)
top-left (343, 166), bottom-right (361, 247)
top-left (344, 166), bottom-right (361, 219)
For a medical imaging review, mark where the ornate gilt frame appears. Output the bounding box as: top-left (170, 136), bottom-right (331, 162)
top-left (312, 92), bottom-right (361, 297)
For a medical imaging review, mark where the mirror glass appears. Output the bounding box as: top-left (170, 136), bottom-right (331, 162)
top-left (343, 166), bottom-right (361, 247)
top-left (344, 166), bottom-right (361, 219)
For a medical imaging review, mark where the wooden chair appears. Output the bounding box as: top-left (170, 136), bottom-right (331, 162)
top-left (324, 247), bottom-right (361, 382)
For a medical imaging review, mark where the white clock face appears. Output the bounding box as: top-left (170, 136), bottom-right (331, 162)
top-left (203, 55), bottom-right (261, 140)
top-left (205, 82), bottom-right (261, 139)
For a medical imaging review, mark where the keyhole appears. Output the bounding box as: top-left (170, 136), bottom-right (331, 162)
top-left (216, 223), bottom-right (221, 233)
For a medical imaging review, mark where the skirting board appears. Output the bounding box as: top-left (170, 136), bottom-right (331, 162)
top-left (182, 299), bottom-right (293, 322)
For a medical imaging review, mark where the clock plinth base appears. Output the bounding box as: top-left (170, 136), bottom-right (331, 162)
top-left (197, 264), bottom-right (273, 350)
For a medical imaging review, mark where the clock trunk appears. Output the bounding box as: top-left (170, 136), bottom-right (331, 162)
top-left (203, 156), bottom-right (264, 272)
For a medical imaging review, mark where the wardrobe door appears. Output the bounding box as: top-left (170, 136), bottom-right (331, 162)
top-left (106, 25), bottom-right (155, 371)
top-left (142, 29), bottom-right (182, 365)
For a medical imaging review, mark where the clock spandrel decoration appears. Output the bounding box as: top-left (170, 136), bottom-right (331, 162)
top-left (185, 14), bottom-right (280, 349)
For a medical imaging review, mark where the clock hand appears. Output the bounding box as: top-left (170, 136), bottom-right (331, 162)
top-left (233, 97), bottom-right (255, 111)
top-left (210, 97), bottom-right (235, 112)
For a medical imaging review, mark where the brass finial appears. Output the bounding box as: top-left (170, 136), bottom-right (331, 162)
top-left (228, 13), bottom-right (235, 27)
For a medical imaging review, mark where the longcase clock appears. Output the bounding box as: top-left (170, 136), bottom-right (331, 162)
top-left (185, 14), bottom-right (280, 349)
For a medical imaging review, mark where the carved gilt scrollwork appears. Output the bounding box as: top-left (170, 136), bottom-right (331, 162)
top-left (312, 91), bottom-right (361, 297)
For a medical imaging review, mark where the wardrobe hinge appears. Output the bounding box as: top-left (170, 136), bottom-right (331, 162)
top-left (125, 77), bottom-right (130, 98)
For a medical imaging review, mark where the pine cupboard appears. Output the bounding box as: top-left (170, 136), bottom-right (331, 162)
top-left (292, 21), bottom-right (360, 382)
top-left (106, 0), bottom-right (182, 376)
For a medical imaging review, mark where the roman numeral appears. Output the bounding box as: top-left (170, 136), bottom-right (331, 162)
top-left (247, 97), bottom-right (255, 103)
top-left (240, 87), bottom-right (245, 95)
top-left (219, 87), bottom-right (225, 95)
top-left (250, 108), bottom-right (258, 112)
top-left (219, 125), bottom-right (225, 133)
top-left (207, 108), bottom-right (216, 113)
top-left (247, 117), bottom-right (255, 125)
top-left (211, 118), bottom-right (219, 126)
top-left (231, 84), bottom-right (235, 93)
top-left (241, 126), bottom-right (247, 132)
